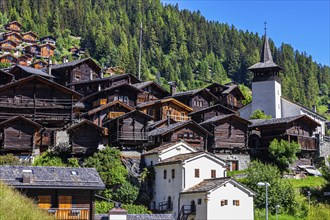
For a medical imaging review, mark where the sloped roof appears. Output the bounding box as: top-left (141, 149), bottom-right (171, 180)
top-left (103, 110), bottom-right (154, 125)
top-left (39, 36), bottom-right (56, 41)
top-left (200, 114), bottom-right (251, 126)
top-left (181, 177), bottom-right (255, 196)
top-left (249, 115), bottom-right (320, 128)
top-left (87, 100), bottom-right (134, 116)
top-left (0, 54), bottom-right (18, 61)
top-left (10, 65), bottom-right (54, 78)
top-left (188, 104), bottom-right (235, 116)
top-left (137, 98), bottom-right (193, 112)
top-left (148, 118), bottom-right (177, 130)
top-left (0, 165), bottom-right (105, 190)
top-left (0, 115), bottom-right (42, 129)
top-left (132, 81), bottom-right (169, 95)
top-left (148, 120), bottom-right (212, 137)
top-left (51, 57), bottom-right (101, 72)
top-left (67, 120), bottom-right (104, 133)
top-left (68, 73), bottom-right (141, 86)
top-left (143, 140), bottom-right (194, 156)
top-left (38, 43), bottom-right (56, 49)
top-left (0, 39), bottom-right (18, 46)
top-left (171, 88), bottom-right (217, 101)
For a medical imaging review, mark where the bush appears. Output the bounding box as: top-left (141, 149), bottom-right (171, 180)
top-left (250, 109), bottom-right (272, 119)
top-left (113, 182), bottom-right (139, 204)
top-left (33, 152), bottom-right (66, 166)
top-left (94, 201), bottom-right (151, 214)
top-left (0, 154), bottom-right (20, 165)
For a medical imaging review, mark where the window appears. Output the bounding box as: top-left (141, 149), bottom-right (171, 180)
top-left (221, 199), bottom-right (228, 206)
top-left (38, 195), bottom-right (51, 209)
top-left (195, 169), bottom-right (200, 178)
top-left (233, 200), bottom-right (240, 206)
top-left (150, 161), bottom-right (153, 166)
top-left (163, 170), bottom-right (167, 179)
top-left (197, 199), bottom-right (202, 205)
top-left (211, 170), bottom-right (216, 178)
top-left (171, 169), bottom-right (175, 178)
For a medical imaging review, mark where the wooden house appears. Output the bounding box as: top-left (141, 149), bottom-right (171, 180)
top-left (4, 21), bottom-right (22, 32)
top-left (200, 114), bottom-right (251, 154)
top-left (18, 55), bottom-right (29, 66)
top-left (50, 58), bottom-right (102, 86)
top-left (171, 88), bottom-right (218, 112)
top-left (0, 39), bottom-right (18, 52)
top-left (9, 65), bottom-right (54, 81)
top-left (207, 82), bottom-right (245, 110)
top-left (0, 116), bottom-right (41, 155)
top-left (137, 98), bottom-right (193, 122)
top-left (0, 54), bottom-right (18, 65)
top-left (0, 69), bottom-right (14, 86)
top-left (67, 120), bottom-right (105, 156)
top-left (3, 32), bottom-right (22, 44)
top-left (133, 81), bottom-right (170, 103)
top-left (30, 60), bottom-right (48, 69)
top-left (38, 44), bottom-right (56, 58)
top-left (103, 110), bottom-right (153, 147)
top-left (85, 100), bottom-right (134, 126)
top-left (70, 73), bottom-right (141, 96)
top-left (0, 75), bottom-right (82, 127)
top-left (148, 120), bottom-right (212, 150)
top-left (21, 31), bottom-right (38, 44)
top-left (82, 83), bottom-right (142, 110)
top-left (39, 36), bottom-right (56, 45)
top-left (0, 166), bottom-right (105, 220)
top-left (188, 104), bottom-right (236, 123)
top-left (249, 115), bottom-right (320, 157)
top-left (24, 44), bottom-right (39, 55)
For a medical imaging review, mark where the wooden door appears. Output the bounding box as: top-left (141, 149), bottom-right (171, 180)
top-left (231, 161), bottom-right (239, 171)
top-left (38, 195), bottom-right (51, 209)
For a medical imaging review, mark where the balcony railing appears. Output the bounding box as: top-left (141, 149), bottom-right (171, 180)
top-left (158, 201), bottom-right (173, 211)
top-left (45, 208), bottom-right (89, 220)
top-left (169, 114), bottom-right (190, 122)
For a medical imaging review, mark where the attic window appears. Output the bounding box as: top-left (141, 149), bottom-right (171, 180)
top-left (71, 171), bottom-right (78, 175)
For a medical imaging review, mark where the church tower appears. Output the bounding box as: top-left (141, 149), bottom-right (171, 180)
top-left (248, 27), bottom-right (284, 118)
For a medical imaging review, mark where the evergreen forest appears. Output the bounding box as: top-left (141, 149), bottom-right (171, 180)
top-left (0, 0), bottom-right (329, 117)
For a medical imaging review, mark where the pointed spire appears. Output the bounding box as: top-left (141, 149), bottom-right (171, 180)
top-left (260, 22), bottom-right (273, 63)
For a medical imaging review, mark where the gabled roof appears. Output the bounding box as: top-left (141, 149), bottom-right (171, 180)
top-left (0, 39), bottom-right (18, 46)
top-left (51, 57), bottom-right (101, 73)
top-left (206, 82), bottom-right (228, 91)
top-left (0, 115), bottom-right (42, 129)
top-left (21, 31), bottom-right (38, 38)
top-left (137, 98), bottom-right (193, 112)
top-left (148, 120), bottom-right (212, 137)
top-left (132, 81), bottom-right (169, 95)
top-left (0, 165), bottom-right (105, 190)
top-left (155, 151), bottom-right (226, 166)
top-left (68, 73), bottom-right (141, 86)
top-left (181, 177), bottom-right (255, 196)
top-left (143, 140), bottom-right (196, 156)
top-left (103, 110), bottom-right (154, 125)
top-left (4, 21), bottom-right (22, 28)
top-left (87, 100), bottom-right (134, 116)
top-left (67, 120), bottom-right (104, 133)
top-left (9, 65), bottom-right (54, 79)
top-left (188, 104), bottom-right (235, 116)
top-left (3, 31), bottom-right (22, 39)
top-left (200, 114), bottom-right (251, 126)
top-left (38, 43), bottom-right (56, 49)
top-left (249, 115), bottom-right (320, 128)
top-left (148, 118), bottom-right (177, 130)
top-left (171, 88), bottom-right (218, 101)
top-left (0, 54), bottom-right (18, 61)
top-left (81, 83), bottom-right (143, 102)
top-left (0, 75), bottom-right (82, 99)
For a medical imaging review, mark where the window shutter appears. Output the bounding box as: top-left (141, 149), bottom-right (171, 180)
top-left (38, 195), bottom-right (51, 209)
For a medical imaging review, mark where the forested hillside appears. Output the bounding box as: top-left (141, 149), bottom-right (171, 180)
top-left (0, 0), bottom-right (329, 115)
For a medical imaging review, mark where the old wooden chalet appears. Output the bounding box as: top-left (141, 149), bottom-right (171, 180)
top-left (171, 88), bottom-right (218, 112)
top-left (249, 115), bottom-right (320, 157)
top-left (24, 44), bottom-right (39, 55)
top-left (0, 116), bottom-right (41, 155)
top-left (67, 120), bottom-right (105, 156)
top-left (137, 98), bottom-right (193, 122)
top-left (38, 43), bottom-right (56, 58)
top-left (85, 100), bottom-right (134, 126)
top-left (0, 69), bottom-right (14, 86)
top-left (188, 104), bottom-right (236, 123)
top-left (0, 166), bottom-right (105, 220)
top-left (4, 21), bottom-right (22, 32)
top-left (0, 75), bottom-right (82, 127)
top-left (0, 39), bottom-right (17, 51)
top-left (148, 120), bottom-right (212, 150)
top-left (39, 36), bottom-right (56, 45)
top-left (0, 54), bottom-right (18, 65)
top-left (103, 110), bottom-right (153, 147)
top-left (50, 58), bottom-right (101, 86)
top-left (9, 65), bottom-right (54, 81)
top-left (30, 60), bottom-right (48, 69)
top-left (133, 81), bottom-right (170, 103)
top-left (207, 82), bottom-right (245, 110)
top-left (21, 31), bottom-right (38, 44)
top-left (3, 32), bottom-right (22, 43)
top-left (69, 73), bottom-right (141, 96)
top-left (82, 83), bottom-right (142, 110)
top-left (200, 114), bottom-right (251, 154)
top-left (18, 55), bottom-right (29, 66)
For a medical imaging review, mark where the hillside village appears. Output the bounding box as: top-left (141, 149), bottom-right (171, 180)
top-left (0, 19), bottom-right (330, 220)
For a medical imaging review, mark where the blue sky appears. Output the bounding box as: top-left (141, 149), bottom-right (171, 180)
top-left (161, 0), bottom-right (330, 66)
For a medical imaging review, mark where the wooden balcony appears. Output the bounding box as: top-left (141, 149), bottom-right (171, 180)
top-left (110, 131), bottom-right (148, 142)
top-left (93, 99), bottom-right (107, 108)
top-left (0, 98), bottom-right (75, 109)
top-left (45, 208), bottom-right (89, 220)
top-left (108, 111), bottom-right (125, 119)
top-left (169, 114), bottom-right (190, 122)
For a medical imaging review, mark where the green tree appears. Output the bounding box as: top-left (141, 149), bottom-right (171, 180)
top-left (249, 109), bottom-right (272, 119)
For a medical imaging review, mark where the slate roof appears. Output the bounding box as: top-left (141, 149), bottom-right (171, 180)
top-left (68, 73), bottom-right (141, 86)
top-left (181, 177), bottom-right (255, 196)
top-left (103, 110), bottom-right (154, 125)
top-left (10, 65), bottom-right (54, 78)
top-left (148, 118), bottom-right (177, 130)
top-left (172, 89), bottom-right (201, 97)
top-left (148, 120), bottom-right (212, 136)
top-left (67, 119), bottom-right (104, 133)
top-left (132, 81), bottom-right (153, 89)
top-left (87, 100), bottom-right (134, 116)
top-left (0, 165), bottom-right (105, 190)
top-left (249, 115), bottom-right (320, 128)
top-left (200, 114), bottom-right (251, 126)
top-left (188, 104), bottom-right (235, 116)
top-left (51, 57), bottom-right (101, 72)
top-left (137, 98), bottom-right (193, 111)
top-left (94, 214), bottom-right (174, 220)
top-left (143, 140), bottom-right (192, 156)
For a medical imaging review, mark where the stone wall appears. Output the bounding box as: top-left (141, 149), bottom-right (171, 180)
top-left (215, 154), bottom-right (251, 171)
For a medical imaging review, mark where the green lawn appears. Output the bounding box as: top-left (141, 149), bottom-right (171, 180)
top-left (287, 176), bottom-right (326, 188)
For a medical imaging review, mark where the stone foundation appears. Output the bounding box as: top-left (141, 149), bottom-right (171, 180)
top-left (215, 153), bottom-right (251, 171)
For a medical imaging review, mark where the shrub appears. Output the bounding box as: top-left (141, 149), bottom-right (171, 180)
top-left (249, 109), bottom-right (272, 119)
top-left (33, 152), bottom-right (66, 167)
top-left (94, 201), bottom-right (151, 214)
top-left (0, 154), bottom-right (20, 165)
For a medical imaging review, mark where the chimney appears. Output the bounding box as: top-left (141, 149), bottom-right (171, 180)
top-left (22, 170), bottom-right (32, 183)
top-left (169, 81), bottom-right (177, 95)
top-left (167, 111), bottom-right (171, 126)
top-left (48, 65), bottom-right (52, 75)
top-left (108, 204), bottom-right (127, 220)
top-left (312, 105), bottom-right (317, 112)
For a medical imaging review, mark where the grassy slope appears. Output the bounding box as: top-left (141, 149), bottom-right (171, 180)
top-left (0, 181), bottom-right (52, 220)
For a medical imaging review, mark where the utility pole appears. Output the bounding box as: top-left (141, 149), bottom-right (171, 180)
top-left (138, 22), bottom-right (143, 80)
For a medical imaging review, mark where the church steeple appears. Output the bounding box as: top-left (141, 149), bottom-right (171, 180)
top-left (260, 32), bottom-right (273, 62)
